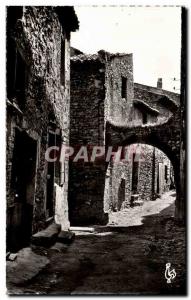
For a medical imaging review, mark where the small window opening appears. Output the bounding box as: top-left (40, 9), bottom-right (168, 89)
top-left (121, 77), bottom-right (127, 99)
top-left (142, 112), bottom-right (147, 124)
top-left (7, 35), bottom-right (26, 109)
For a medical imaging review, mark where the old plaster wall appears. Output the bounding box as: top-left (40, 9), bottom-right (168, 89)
top-left (132, 108), bottom-right (158, 126)
top-left (134, 83), bottom-right (180, 123)
top-left (104, 160), bottom-right (132, 212)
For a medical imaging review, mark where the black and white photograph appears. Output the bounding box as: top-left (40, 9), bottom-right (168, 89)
top-left (5, 3), bottom-right (186, 296)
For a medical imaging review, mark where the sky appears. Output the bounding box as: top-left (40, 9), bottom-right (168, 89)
top-left (71, 6), bottom-right (181, 92)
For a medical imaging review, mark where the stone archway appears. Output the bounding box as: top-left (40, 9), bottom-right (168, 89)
top-left (103, 143), bottom-right (176, 217)
top-left (105, 111), bottom-right (183, 221)
top-left (68, 111), bottom-right (184, 226)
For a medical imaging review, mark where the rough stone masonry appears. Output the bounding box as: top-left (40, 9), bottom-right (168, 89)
top-left (6, 6), bottom-right (79, 252)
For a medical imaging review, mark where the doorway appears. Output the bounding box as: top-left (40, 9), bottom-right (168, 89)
top-left (8, 129), bottom-right (37, 252)
top-left (46, 132), bottom-right (56, 219)
top-left (117, 178), bottom-right (125, 211)
top-left (131, 153), bottom-right (139, 193)
top-left (46, 129), bottom-right (61, 219)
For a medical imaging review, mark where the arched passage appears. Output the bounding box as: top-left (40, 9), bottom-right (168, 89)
top-left (105, 114), bottom-right (183, 221)
top-left (103, 143), bottom-right (177, 218)
top-left (68, 113), bottom-right (183, 226)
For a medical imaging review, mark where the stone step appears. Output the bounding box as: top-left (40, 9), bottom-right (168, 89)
top-left (7, 252), bottom-right (17, 261)
top-left (133, 200), bottom-right (144, 207)
top-left (57, 231), bottom-right (75, 244)
top-left (31, 223), bottom-right (61, 247)
top-left (70, 226), bottom-right (95, 233)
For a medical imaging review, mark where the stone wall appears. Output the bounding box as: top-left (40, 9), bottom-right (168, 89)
top-left (105, 53), bottom-right (134, 124)
top-left (137, 146), bottom-right (171, 201)
top-left (137, 145), bottom-right (154, 202)
top-left (154, 148), bottom-right (172, 194)
top-left (104, 160), bottom-right (132, 212)
top-left (70, 56), bottom-right (105, 146)
top-left (104, 144), bottom-right (172, 212)
top-left (69, 55), bottom-right (107, 225)
top-left (6, 6), bottom-right (78, 242)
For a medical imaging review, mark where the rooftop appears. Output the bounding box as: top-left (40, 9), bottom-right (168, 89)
top-left (55, 6), bottom-right (79, 32)
top-left (71, 53), bottom-right (99, 62)
top-left (71, 50), bottom-right (131, 63)
top-left (133, 99), bottom-right (160, 116)
top-left (134, 82), bottom-right (180, 98)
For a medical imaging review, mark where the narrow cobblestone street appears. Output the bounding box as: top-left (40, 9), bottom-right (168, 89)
top-left (108, 191), bottom-right (176, 227)
top-left (7, 191), bottom-right (186, 295)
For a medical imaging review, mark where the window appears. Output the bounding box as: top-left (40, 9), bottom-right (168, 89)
top-left (7, 6), bottom-right (26, 108)
top-left (142, 112), bottom-right (147, 124)
top-left (121, 77), bottom-right (127, 99)
top-left (60, 38), bottom-right (65, 86)
top-left (55, 133), bottom-right (61, 185)
top-left (6, 36), bottom-right (17, 99)
top-left (7, 35), bottom-right (26, 109)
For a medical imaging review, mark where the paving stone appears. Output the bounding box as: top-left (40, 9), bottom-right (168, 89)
top-left (7, 193), bottom-right (185, 295)
top-left (50, 242), bottom-right (69, 252)
top-left (6, 247), bottom-right (49, 287)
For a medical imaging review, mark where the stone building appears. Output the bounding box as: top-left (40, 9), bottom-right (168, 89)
top-left (6, 6), bottom-right (79, 251)
top-left (69, 51), bottom-right (133, 225)
top-left (133, 81), bottom-right (180, 125)
top-left (104, 77), bottom-right (179, 212)
top-left (70, 50), bottom-right (180, 224)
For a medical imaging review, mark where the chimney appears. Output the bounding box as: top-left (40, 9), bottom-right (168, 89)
top-left (157, 78), bottom-right (162, 89)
